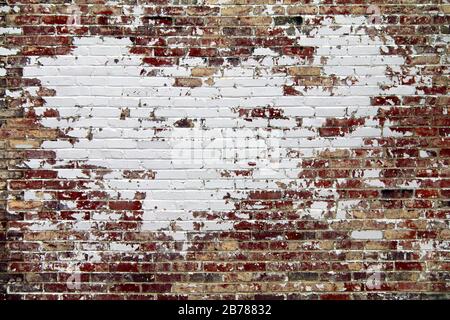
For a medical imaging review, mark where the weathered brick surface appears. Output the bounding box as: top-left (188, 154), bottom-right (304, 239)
top-left (0, 0), bottom-right (449, 300)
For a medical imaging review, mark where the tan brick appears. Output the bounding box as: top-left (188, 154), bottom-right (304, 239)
top-left (239, 16), bottom-right (272, 26)
top-left (224, 272), bottom-right (253, 282)
top-left (384, 230), bottom-right (416, 240)
top-left (365, 241), bottom-right (391, 250)
top-left (191, 67), bottom-right (217, 77)
top-left (409, 55), bottom-right (441, 65)
top-left (385, 209), bottom-right (420, 219)
top-left (29, 129), bottom-right (59, 139)
top-left (218, 240), bottom-right (239, 251)
top-left (347, 262), bottom-right (363, 271)
top-left (288, 67), bottom-right (321, 76)
top-left (174, 77), bottom-right (203, 87)
top-left (8, 200), bottom-right (42, 210)
top-left (24, 231), bottom-right (57, 241)
top-left (221, 6), bottom-right (252, 16)
top-left (319, 149), bottom-right (350, 158)
top-left (204, 284), bottom-right (237, 293)
top-left (319, 240), bottom-right (334, 250)
top-left (439, 229), bottom-right (450, 239)
top-left (297, 77), bottom-right (335, 86)
top-left (433, 76), bottom-right (448, 86)
top-left (287, 6), bottom-right (319, 15)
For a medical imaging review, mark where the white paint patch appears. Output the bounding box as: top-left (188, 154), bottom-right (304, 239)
top-left (0, 47), bottom-right (19, 56)
top-left (18, 17), bottom-right (427, 241)
top-left (0, 27), bottom-right (21, 34)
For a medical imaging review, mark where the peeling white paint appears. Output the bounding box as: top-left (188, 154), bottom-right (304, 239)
top-left (19, 17), bottom-right (427, 242)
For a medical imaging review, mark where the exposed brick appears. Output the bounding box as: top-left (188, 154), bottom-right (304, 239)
top-left (287, 67), bottom-right (321, 76)
top-left (191, 67), bottom-right (217, 77)
top-left (174, 77), bottom-right (202, 87)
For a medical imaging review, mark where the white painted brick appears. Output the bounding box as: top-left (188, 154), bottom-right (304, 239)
top-left (351, 230), bottom-right (383, 240)
top-left (16, 18), bottom-right (427, 245)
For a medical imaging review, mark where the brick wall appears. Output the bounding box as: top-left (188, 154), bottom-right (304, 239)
top-left (0, 0), bottom-right (449, 300)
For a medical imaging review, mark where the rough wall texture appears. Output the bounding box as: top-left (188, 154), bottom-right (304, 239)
top-left (0, 0), bottom-right (449, 300)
